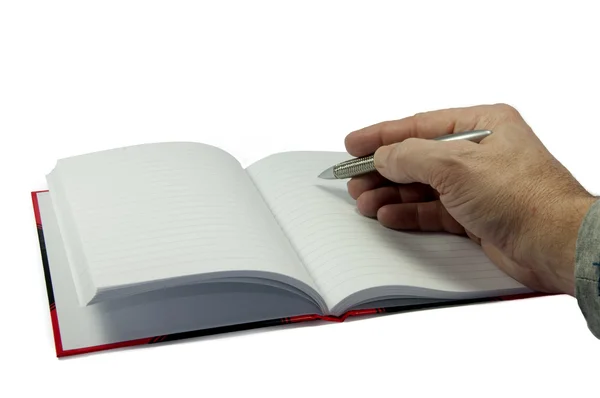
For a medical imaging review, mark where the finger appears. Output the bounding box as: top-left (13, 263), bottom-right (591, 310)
top-left (465, 230), bottom-right (481, 245)
top-left (376, 201), bottom-right (466, 234)
top-left (356, 184), bottom-right (437, 218)
top-left (344, 106), bottom-right (482, 157)
top-left (374, 137), bottom-right (475, 187)
top-left (347, 173), bottom-right (390, 200)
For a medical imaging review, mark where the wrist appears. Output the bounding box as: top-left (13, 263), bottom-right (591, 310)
top-left (532, 194), bottom-right (597, 295)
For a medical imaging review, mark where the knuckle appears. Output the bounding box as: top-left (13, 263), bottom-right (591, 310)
top-left (430, 164), bottom-right (454, 194)
top-left (444, 141), bottom-right (476, 164)
top-left (493, 103), bottom-right (521, 119)
top-left (399, 137), bottom-right (420, 156)
top-left (438, 151), bottom-right (464, 171)
top-left (389, 140), bottom-right (408, 161)
top-left (475, 103), bottom-right (522, 129)
top-left (411, 112), bottom-right (427, 136)
top-left (429, 143), bottom-right (472, 193)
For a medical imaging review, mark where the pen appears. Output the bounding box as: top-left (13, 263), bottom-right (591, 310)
top-left (318, 129), bottom-right (493, 179)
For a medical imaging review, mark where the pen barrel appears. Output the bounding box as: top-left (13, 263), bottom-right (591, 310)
top-left (333, 154), bottom-right (376, 179)
top-left (433, 129), bottom-right (492, 143)
top-left (328, 130), bottom-right (492, 179)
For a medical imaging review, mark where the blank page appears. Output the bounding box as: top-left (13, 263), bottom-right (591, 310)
top-left (47, 142), bottom-right (319, 305)
top-left (37, 191), bottom-right (323, 351)
top-left (247, 151), bottom-right (525, 310)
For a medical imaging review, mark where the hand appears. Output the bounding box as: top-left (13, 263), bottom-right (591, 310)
top-left (345, 104), bottom-right (596, 296)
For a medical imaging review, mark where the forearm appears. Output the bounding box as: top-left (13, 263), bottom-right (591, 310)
top-left (575, 198), bottom-right (600, 339)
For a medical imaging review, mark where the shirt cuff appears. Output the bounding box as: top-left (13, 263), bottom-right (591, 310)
top-left (575, 198), bottom-right (600, 339)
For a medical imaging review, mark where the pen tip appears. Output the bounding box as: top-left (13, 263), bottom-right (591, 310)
top-left (318, 167), bottom-right (336, 179)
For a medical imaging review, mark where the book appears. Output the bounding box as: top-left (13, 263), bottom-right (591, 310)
top-left (32, 141), bottom-right (541, 357)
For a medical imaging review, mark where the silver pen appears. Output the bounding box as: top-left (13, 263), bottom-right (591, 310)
top-left (318, 129), bottom-right (493, 179)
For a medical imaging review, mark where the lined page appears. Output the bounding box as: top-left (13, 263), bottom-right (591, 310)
top-left (48, 142), bottom-right (318, 303)
top-left (247, 151), bottom-right (525, 309)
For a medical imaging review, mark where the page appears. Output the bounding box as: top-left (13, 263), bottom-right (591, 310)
top-left (247, 151), bottom-right (528, 313)
top-left (47, 142), bottom-right (323, 309)
top-left (36, 191), bottom-right (323, 352)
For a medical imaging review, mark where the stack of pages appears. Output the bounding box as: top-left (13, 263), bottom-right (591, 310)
top-left (32, 142), bottom-right (533, 357)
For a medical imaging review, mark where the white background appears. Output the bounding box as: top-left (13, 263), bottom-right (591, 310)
top-left (1, 1), bottom-right (599, 397)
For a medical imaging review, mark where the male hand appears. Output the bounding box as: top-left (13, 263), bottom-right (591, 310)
top-left (345, 104), bottom-right (596, 296)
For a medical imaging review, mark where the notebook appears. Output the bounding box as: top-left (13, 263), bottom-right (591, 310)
top-left (31, 142), bottom-right (541, 357)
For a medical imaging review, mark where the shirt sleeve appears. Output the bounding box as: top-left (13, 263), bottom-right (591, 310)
top-left (575, 198), bottom-right (600, 339)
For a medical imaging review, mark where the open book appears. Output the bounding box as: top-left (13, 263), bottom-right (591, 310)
top-left (32, 142), bottom-right (535, 357)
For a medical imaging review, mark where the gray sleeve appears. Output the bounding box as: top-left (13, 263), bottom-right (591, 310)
top-left (575, 198), bottom-right (600, 339)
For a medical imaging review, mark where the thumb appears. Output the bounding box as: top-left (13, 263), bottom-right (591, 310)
top-left (373, 138), bottom-right (464, 187)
